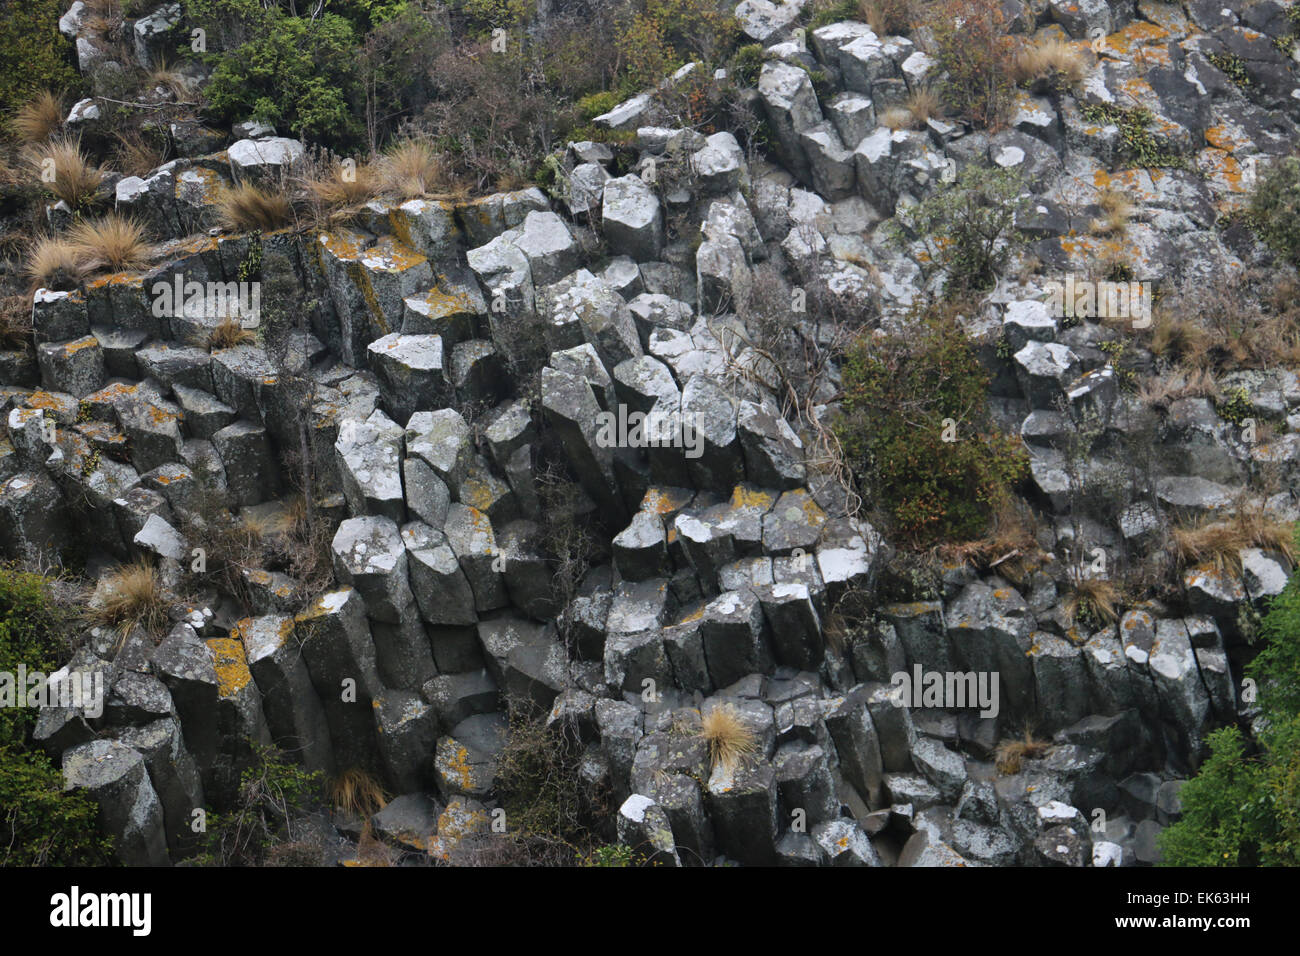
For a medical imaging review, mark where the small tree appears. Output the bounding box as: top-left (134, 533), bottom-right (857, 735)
top-left (835, 305), bottom-right (1028, 545)
top-left (925, 0), bottom-right (1015, 128)
top-left (900, 162), bottom-right (1030, 294)
top-left (1249, 155), bottom-right (1300, 269)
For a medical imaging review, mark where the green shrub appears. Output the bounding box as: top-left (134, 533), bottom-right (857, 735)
top-left (899, 162), bottom-right (1029, 294)
top-left (1249, 155), bottom-right (1300, 268)
top-left (834, 307), bottom-right (1028, 545)
top-left (198, 742), bottom-right (325, 866)
top-left (926, 0), bottom-right (1014, 128)
top-left (730, 44), bottom-right (766, 86)
top-left (577, 90), bottom-right (621, 121)
top-left (807, 0), bottom-right (860, 29)
top-left (0, 567), bottom-right (111, 866)
top-left (1078, 102), bottom-right (1186, 169)
top-left (1159, 559), bottom-right (1300, 866)
top-left (198, 12), bottom-right (364, 146)
top-left (0, 0), bottom-right (81, 124)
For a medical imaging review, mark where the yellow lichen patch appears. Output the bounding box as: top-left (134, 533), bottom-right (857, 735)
top-left (730, 485), bottom-right (776, 511)
top-left (206, 637), bottom-right (252, 698)
top-left (1103, 19), bottom-right (1171, 56)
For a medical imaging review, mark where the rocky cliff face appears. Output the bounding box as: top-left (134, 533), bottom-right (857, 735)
top-left (4, 0), bottom-right (1299, 867)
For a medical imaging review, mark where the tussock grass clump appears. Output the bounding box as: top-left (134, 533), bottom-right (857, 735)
top-left (301, 158), bottom-right (379, 211)
top-left (12, 90), bottom-right (63, 143)
top-left (699, 704), bottom-right (758, 772)
top-left (1090, 186), bottom-right (1133, 236)
top-left (1063, 576), bottom-right (1120, 628)
top-left (379, 139), bottom-right (453, 199)
top-left (859, 0), bottom-right (914, 35)
top-left (0, 296), bottom-right (32, 349)
top-left (1173, 508), bottom-right (1296, 576)
top-left (995, 729), bottom-right (1052, 774)
top-left (327, 768), bottom-right (389, 819)
top-left (67, 214), bottom-right (151, 273)
top-left (1013, 38), bottom-right (1087, 92)
top-left (903, 87), bottom-right (941, 127)
top-left (24, 237), bottom-right (84, 291)
top-left (206, 317), bottom-right (257, 350)
top-left (86, 560), bottom-right (170, 637)
top-left (24, 138), bottom-right (104, 208)
top-left (215, 182), bottom-right (294, 232)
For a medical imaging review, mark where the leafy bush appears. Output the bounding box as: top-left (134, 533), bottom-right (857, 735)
top-left (1078, 102), bottom-right (1186, 169)
top-left (1249, 155), bottom-right (1300, 268)
top-left (900, 162), bottom-right (1029, 293)
top-left (925, 0), bottom-right (1014, 128)
top-left (0, 0), bottom-right (80, 127)
top-left (198, 742), bottom-right (325, 866)
top-left (198, 12), bottom-right (364, 146)
top-left (1159, 557), bottom-right (1300, 866)
top-left (0, 567), bottom-right (111, 866)
top-left (834, 307), bottom-right (1028, 544)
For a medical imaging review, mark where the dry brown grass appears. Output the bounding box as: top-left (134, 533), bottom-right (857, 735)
top-left (146, 60), bottom-right (192, 100)
top-left (301, 158), bottom-right (379, 210)
top-left (1013, 38), bottom-right (1087, 92)
top-left (112, 128), bottom-right (169, 178)
top-left (24, 137), bottom-right (104, 207)
top-left (68, 214), bottom-right (152, 273)
top-left (995, 729), bottom-right (1053, 774)
top-left (0, 295), bottom-right (32, 349)
top-left (1063, 576), bottom-right (1120, 628)
top-left (1090, 186), bottom-right (1133, 236)
top-left (85, 560), bottom-right (171, 637)
top-left (1137, 366), bottom-right (1219, 409)
top-left (24, 236), bottom-right (85, 291)
top-left (378, 139), bottom-right (454, 199)
top-left (1147, 271), bottom-right (1300, 372)
top-left (941, 498), bottom-right (1046, 586)
top-left (903, 86), bottom-right (941, 127)
top-left (698, 704), bottom-right (758, 772)
top-left (206, 317), bottom-right (257, 350)
top-left (1172, 507), bottom-right (1296, 576)
top-left (858, 0), bottom-right (913, 34)
top-left (12, 90), bottom-right (63, 143)
top-left (215, 181), bottom-right (294, 232)
top-left (880, 106), bottom-right (915, 131)
top-left (327, 767), bottom-right (389, 818)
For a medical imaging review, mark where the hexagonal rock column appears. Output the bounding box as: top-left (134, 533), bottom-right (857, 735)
top-left (373, 688), bottom-right (439, 793)
top-left (602, 175), bottom-right (664, 262)
top-left (335, 410), bottom-right (406, 522)
top-left (331, 515), bottom-right (435, 689)
top-left (203, 635), bottom-right (274, 809)
top-left (295, 588), bottom-right (384, 773)
top-left (237, 615), bottom-right (336, 775)
top-left (62, 739), bottom-right (170, 866)
top-left (435, 713), bottom-right (507, 800)
top-left (367, 333), bottom-right (449, 424)
top-left (476, 615), bottom-right (567, 711)
top-left (705, 758), bottom-right (778, 865)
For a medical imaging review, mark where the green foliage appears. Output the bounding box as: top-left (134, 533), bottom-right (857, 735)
top-left (0, 0), bottom-right (81, 123)
top-left (1248, 155), bottom-right (1300, 268)
top-left (0, 567), bottom-right (112, 866)
top-left (493, 706), bottom-right (610, 854)
top-left (1207, 51), bottom-right (1251, 87)
top-left (1079, 103), bottom-right (1186, 169)
top-left (616, 0), bottom-right (741, 90)
top-left (730, 44), bottom-right (766, 87)
top-left (1159, 561), bottom-right (1300, 866)
top-left (577, 90), bottom-right (621, 121)
top-left (457, 0), bottom-right (536, 32)
top-left (198, 12), bottom-right (364, 146)
top-left (808, 0), bottom-right (860, 28)
top-left (580, 843), bottom-right (647, 866)
top-left (928, 0), bottom-right (1014, 128)
top-left (1216, 385), bottom-right (1254, 428)
top-left (834, 307), bottom-right (1028, 544)
top-left (197, 743), bottom-right (325, 866)
top-left (900, 162), bottom-right (1030, 294)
